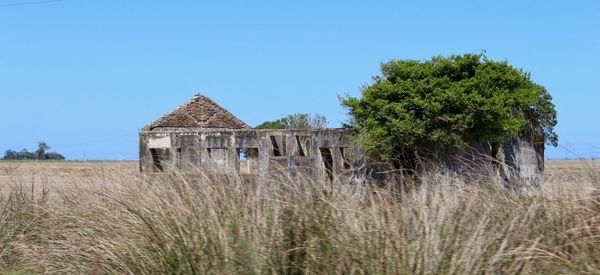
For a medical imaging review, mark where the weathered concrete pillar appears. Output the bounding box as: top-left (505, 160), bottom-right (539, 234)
top-left (502, 137), bottom-right (543, 191)
top-left (311, 135), bottom-right (320, 182)
top-left (228, 134), bottom-right (238, 172)
top-left (139, 134), bottom-right (149, 173)
top-left (501, 123), bottom-right (545, 192)
top-left (198, 147), bottom-right (208, 170)
top-left (285, 133), bottom-right (300, 178)
top-left (228, 148), bottom-right (238, 172)
top-left (258, 136), bottom-right (270, 184)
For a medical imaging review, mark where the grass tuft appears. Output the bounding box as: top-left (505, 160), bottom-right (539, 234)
top-left (0, 160), bottom-right (599, 274)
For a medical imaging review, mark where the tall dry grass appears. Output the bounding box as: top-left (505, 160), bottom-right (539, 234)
top-left (0, 161), bottom-right (599, 274)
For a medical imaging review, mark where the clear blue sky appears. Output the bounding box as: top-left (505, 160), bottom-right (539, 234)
top-left (1, 0), bottom-right (598, 160)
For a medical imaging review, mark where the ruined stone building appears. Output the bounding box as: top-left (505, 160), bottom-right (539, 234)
top-left (140, 94), bottom-right (545, 188)
top-left (139, 94), bottom-right (361, 184)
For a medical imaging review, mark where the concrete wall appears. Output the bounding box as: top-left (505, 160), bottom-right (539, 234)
top-left (500, 123), bottom-right (545, 192)
top-left (139, 128), bottom-right (361, 184)
top-left (139, 127), bottom-right (545, 189)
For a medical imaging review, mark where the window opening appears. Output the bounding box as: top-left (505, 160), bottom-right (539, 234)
top-left (150, 148), bottom-right (170, 172)
top-left (340, 147), bottom-right (352, 169)
top-left (319, 147), bottom-right (333, 182)
top-left (237, 148), bottom-right (259, 174)
top-left (270, 136), bottom-right (286, 156)
top-left (295, 136), bottom-right (311, 157)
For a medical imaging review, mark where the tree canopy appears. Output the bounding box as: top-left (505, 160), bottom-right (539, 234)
top-left (2, 141), bottom-right (65, 161)
top-left (255, 114), bottom-right (327, 129)
top-left (341, 53), bottom-right (558, 161)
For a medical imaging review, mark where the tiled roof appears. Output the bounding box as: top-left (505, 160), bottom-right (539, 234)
top-left (148, 94), bottom-right (249, 129)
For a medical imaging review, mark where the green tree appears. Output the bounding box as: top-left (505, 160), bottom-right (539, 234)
top-left (341, 53), bottom-right (558, 162)
top-left (255, 114), bottom-right (327, 129)
top-left (9, 149), bottom-right (35, 160)
top-left (19, 149), bottom-right (35, 160)
top-left (44, 152), bottom-right (65, 160)
top-left (2, 150), bottom-right (17, 160)
top-left (2, 142), bottom-right (66, 161)
top-left (35, 141), bottom-right (50, 160)
top-left (254, 120), bottom-right (287, 129)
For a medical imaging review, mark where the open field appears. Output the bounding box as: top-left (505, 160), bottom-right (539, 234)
top-left (546, 160), bottom-right (600, 175)
top-left (1, 160), bottom-right (600, 274)
top-left (1, 159), bottom-right (597, 185)
top-left (0, 160), bottom-right (138, 186)
top-left (2, 160), bottom-right (597, 197)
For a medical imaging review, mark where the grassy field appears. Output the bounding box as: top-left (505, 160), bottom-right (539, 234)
top-left (1, 160), bottom-right (599, 274)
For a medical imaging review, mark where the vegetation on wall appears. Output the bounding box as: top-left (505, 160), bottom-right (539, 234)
top-left (2, 141), bottom-right (65, 160)
top-left (242, 114), bottom-right (327, 158)
top-left (255, 113), bottom-right (327, 129)
top-left (341, 53), bottom-right (558, 161)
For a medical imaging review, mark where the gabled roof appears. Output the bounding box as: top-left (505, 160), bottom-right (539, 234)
top-left (147, 94), bottom-right (250, 130)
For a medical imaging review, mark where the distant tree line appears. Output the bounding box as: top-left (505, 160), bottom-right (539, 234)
top-left (2, 141), bottom-right (65, 160)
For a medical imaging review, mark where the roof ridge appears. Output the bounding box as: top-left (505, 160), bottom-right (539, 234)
top-left (196, 94), bottom-right (249, 128)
